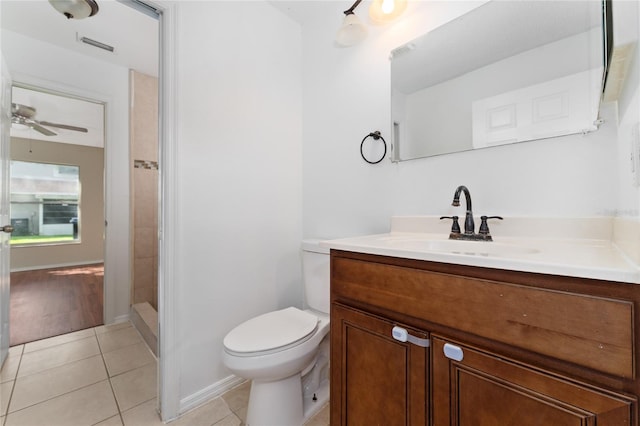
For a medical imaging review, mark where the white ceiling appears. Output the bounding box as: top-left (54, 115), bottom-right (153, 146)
top-left (2, 0), bottom-right (158, 147)
top-left (391, 0), bottom-right (603, 93)
top-left (1, 0), bottom-right (159, 77)
top-left (268, 1), bottom-right (327, 24)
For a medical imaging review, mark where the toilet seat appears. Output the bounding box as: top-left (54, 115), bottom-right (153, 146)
top-left (224, 307), bottom-right (319, 356)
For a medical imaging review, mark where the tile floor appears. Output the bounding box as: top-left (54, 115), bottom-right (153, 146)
top-left (0, 322), bottom-right (329, 426)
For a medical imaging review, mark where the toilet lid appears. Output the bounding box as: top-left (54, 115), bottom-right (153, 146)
top-left (224, 307), bottom-right (319, 354)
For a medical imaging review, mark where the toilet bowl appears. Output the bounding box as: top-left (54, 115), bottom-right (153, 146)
top-left (222, 240), bottom-right (330, 426)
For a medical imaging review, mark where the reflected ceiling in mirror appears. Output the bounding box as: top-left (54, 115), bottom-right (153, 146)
top-left (390, 1), bottom-right (609, 161)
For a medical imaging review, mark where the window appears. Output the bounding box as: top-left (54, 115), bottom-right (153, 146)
top-left (10, 161), bottom-right (80, 245)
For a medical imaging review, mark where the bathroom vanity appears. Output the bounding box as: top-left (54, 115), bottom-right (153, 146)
top-left (325, 217), bottom-right (640, 425)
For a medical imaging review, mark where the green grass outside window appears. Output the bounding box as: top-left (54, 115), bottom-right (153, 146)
top-left (10, 235), bottom-right (75, 245)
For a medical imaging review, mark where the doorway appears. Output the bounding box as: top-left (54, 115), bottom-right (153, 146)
top-left (8, 85), bottom-right (106, 345)
top-left (0, 0), bottom-right (170, 418)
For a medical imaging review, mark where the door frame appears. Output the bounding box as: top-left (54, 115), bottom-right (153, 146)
top-left (8, 76), bottom-right (121, 320)
top-left (0, 54), bottom-right (12, 367)
top-left (153, 1), bottom-right (180, 421)
top-left (2, 0), bottom-right (180, 421)
top-left (11, 2), bottom-right (182, 421)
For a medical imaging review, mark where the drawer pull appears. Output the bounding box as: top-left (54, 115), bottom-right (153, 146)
top-left (392, 326), bottom-right (430, 348)
top-left (443, 343), bottom-right (464, 361)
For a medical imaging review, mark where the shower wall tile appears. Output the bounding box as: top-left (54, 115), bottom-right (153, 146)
top-left (134, 227), bottom-right (156, 260)
top-left (133, 171), bottom-right (158, 228)
top-left (131, 72), bottom-right (158, 163)
top-left (134, 287), bottom-right (155, 309)
top-left (130, 70), bottom-right (159, 312)
top-left (134, 258), bottom-right (154, 289)
top-left (133, 168), bottom-right (158, 203)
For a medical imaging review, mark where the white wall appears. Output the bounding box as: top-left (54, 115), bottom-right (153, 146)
top-left (300, 0), bottom-right (635, 241)
top-left (613, 0), bottom-right (640, 217)
top-left (401, 29), bottom-right (601, 157)
top-left (172, 1), bottom-right (302, 405)
top-left (1, 30), bottom-right (131, 324)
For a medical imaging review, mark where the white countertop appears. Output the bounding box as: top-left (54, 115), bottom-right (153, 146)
top-left (321, 216), bottom-right (640, 284)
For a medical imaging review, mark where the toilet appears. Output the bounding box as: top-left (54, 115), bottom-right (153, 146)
top-left (222, 240), bottom-right (330, 426)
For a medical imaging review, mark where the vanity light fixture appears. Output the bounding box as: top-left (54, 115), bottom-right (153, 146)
top-left (336, 0), bottom-right (368, 47)
top-left (336, 0), bottom-right (407, 46)
top-left (48, 0), bottom-right (99, 19)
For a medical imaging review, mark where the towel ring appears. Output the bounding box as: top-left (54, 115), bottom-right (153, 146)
top-left (360, 131), bottom-right (387, 164)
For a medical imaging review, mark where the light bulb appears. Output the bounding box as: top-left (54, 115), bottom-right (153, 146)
top-left (381, 0), bottom-right (395, 14)
top-left (369, 0), bottom-right (407, 23)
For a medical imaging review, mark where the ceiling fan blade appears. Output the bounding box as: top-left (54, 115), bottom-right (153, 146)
top-left (11, 115), bottom-right (57, 136)
top-left (29, 122), bottom-right (58, 137)
top-left (39, 121), bottom-right (89, 133)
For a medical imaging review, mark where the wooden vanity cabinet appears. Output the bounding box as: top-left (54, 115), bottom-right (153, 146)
top-left (330, 250), bottom-right (638, 425)
top-left (432, 336), bottom-right (634, 425)
top-left (330, 303), bottom-right (429, 426)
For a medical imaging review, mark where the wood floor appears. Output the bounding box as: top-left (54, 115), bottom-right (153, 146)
top-left (9, 264), bottom-right (104, 346)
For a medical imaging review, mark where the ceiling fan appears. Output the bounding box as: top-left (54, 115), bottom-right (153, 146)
top-left (11, 103), bottom-right (88, 136)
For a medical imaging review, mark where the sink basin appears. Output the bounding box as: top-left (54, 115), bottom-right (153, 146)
top-left (381, 236), bottom-right (540, 257)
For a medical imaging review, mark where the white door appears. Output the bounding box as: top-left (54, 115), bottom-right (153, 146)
top-left (0, 54), bottom-right (12, 366)
top-left (471, 68), bottom-right (602, 148)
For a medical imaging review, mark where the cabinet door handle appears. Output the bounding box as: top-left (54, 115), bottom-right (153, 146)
top-left (443, 343), bottom-right (464, 361)
top-left (391, 326), bottom-right (430, 348)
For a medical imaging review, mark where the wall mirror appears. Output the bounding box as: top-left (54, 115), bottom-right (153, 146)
top-left (390, 0), bottom-right (611, 161)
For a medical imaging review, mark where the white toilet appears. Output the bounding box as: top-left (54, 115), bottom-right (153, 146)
top-left (222, 240), bottom-right (330, 426)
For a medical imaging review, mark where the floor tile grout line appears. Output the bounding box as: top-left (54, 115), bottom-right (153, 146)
top-left (14, 338), bottom-right (102, 381)
top-left (6, 329), bottom-right (104, 417)
top-left (94, 323), bottom-right (158, 424)
top-left (102, 340), bottom-right (155, 360)
top-left (16, 325), bottom-right (100, 351)
top-left (114, 321), bottom-right (159, 424)
top-left (2, 322), bottom-right (160, 425)
top-left (107, 359), bottom-right (157, 381)
top-left (98, 326), bottom-right (151, 357)
top-left (116, 395), bottom-right (157, 424)
top-left (20, 328), bottom-right (98, 355)
top-left (96, 326), bottom-right (127, 426)
top-left (5, 327), bottom-right (106, 421)
top-left (2, 344), bottom-right (24, 426)
top-left (5, 378), bottom-right (112, 418)
top-left (100, 322), bottom-right (157, 379)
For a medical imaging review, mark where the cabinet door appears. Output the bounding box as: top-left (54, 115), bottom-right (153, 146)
top-left (331, 303), bottom-right (429, 426)
top-left (432, 336), bottom-right (635, 426)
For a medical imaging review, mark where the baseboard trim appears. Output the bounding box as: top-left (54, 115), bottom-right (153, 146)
top-left (179, 375), bottom-right (246, 416)
top-left (10, 260), bottom-right (104, 273)
top-left (111, 314), bottom-right (130, 325)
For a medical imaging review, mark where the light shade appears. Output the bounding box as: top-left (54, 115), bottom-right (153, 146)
top-left (336, 13), bottom-right (368, 47)
top-left (48, 0), bottom-right (99, 19)
top-left (369, 0), bottom-right (407, 23)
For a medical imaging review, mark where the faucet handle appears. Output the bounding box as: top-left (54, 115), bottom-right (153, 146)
top-left (479, 216), bottom-right (503, 235)
top-left (440, 216), bottom-right (461, 234)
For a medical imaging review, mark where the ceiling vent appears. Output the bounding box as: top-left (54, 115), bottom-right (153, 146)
top-left (78, 34), bottom-right (115, 53)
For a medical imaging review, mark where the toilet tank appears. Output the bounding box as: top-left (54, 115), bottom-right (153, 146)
top-left (302, 239), bottom-right (330, 314)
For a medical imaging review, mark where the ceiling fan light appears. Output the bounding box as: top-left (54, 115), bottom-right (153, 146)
top-left (336, 13), bottom-right (368, 47)
top-left (369, 0), bottom-right (407, 23)
top-left (10, 122), bottom-right (30, 132)
top-left (48, 0), bottom-right (99, 20)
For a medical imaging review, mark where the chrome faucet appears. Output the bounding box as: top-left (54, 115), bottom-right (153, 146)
top-left (440, 185), bottom-right (503, 241)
